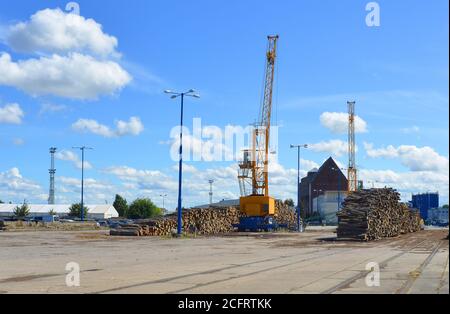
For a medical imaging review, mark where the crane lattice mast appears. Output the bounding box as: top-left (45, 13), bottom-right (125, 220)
top-left (348, 101), bottom-right (357, 192)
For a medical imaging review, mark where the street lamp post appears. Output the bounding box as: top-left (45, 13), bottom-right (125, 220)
top-left (72, 146), bottom-right (93, 222)
top-left (290, 144), bottom-right (308, 232)
top-left (313, 189), bottom-right (323, 223)
top-left (331, 167), bottom-right (342, 212)
top-left (160, 194), bottom-right (167, 210)
top-left (165, 89), bottom-right (200, 236)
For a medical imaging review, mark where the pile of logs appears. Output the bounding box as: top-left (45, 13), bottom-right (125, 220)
top-left (337, 188), bottom-right (422, 241)
top-left (110, 201), bottom-right (299, 237)
top-left (274, 200), bottom-right (299, 229)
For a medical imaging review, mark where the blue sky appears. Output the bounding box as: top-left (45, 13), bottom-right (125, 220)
top-left (0, 0), bottom-right (448, 209)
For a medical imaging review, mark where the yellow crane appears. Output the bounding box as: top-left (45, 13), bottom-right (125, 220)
top-left (236, 35), bottom-right (280, 231)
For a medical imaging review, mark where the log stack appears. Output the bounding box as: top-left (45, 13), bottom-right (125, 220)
top-left (274, 201), bottom-right (299, 229)
top-left (337, 188), bottom-right (421, 241)
top-left (110, 201), bottom-right (300, 237)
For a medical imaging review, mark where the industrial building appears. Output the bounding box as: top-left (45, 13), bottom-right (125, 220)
top-left (300, 157), bottom-right (348, 218)
top-left (313, 191), bottom-right (348, 225)
top-left (411, 192), bottom-right (439, 220)
top-left (427, 207), bottom-right (449, 226)
top-left (0, 204), bottom-right (119, 220)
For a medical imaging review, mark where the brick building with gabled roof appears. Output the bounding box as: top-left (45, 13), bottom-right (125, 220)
top-left (300, 157), bottom-right (348, 217)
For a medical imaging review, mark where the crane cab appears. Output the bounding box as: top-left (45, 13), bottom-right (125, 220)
top-left (239, 195), bottom-right (275, 217)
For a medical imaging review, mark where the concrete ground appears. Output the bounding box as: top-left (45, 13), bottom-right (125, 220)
top-left (0, 228), bottom-right (448, 294)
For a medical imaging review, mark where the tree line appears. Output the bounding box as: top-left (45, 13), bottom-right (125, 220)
top-left (1, 196), bottom-right (163, 220)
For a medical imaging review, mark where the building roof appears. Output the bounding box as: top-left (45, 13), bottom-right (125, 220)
top-left (193, 199), bottom-right (240, 209)
top-left (0, 204), bottom-right (118, 216)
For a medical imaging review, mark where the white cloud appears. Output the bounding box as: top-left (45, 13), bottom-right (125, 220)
top-left (309, 140), bottom-right (348, 157)
top-left (364, 142), bottom-right (449, 172)
top-left (116, 117), bottom-right (144, 136)
top-left (55, 150), bottom-right (93, 170)
top-left (104, 166), bottom-right (177, 191)
top-left (0, 168), bottom-right (43, 203)
top-left (320, 112), bottom-right (368, 134)
top-left (39, 103), bottom-right (68, 115)
top-left (72, 117), bottom-right (144, 138)
top-left (6, 8), bottom-right (118, 56)
top-left (0, 52), bottom-right (131, 100)
top-left (12, 138), bottom-right (25, 146)
top-left (0, 103), bottom-right (24, 124)
top-left (359, 169), bottom-right (449, 203)
top-left (401, 126), bottom-right (420, 134)
top-left (72, 119), bottom-right (114, 137)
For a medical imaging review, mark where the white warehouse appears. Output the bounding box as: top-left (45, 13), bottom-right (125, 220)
top-left (0, 204), bottom-right (119, 220)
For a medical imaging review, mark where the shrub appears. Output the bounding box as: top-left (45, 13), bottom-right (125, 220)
top-left (127, 198), bottom-right (162, 219)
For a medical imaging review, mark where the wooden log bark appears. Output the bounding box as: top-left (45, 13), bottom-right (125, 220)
top-left (337, 188), bottom-right (422, 241)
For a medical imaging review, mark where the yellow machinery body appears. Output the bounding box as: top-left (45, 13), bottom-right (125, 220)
top-left (240, 195), bottom-right (276, 217)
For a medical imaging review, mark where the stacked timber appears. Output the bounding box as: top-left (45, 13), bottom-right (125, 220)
top-left (110, 201), bottom-right (300, 237)
top-left (110, 206), bottom-right (242, 237)
top-left (274, 201), bottom-right (299, 229)
top-left (336, 188), bottom-right (421, 241)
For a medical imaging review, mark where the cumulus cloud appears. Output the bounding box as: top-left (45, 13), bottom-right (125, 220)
top-left (6, 8), bottom-right (118, 56)
top-left (39, 103), bottom-right (68, 115)
top-left (364, 142), bottom-right (449, 172)
top-left (0, 168), bottom-right (43, 202)
top-left (55, 150), bottom-right (93, 169)
top-left (0, 52), bottom-right (131, 100)
top-left (0, 103), bottom-right (24, 124)
top-left (103, 166), bottom-right (177, 191)
top-left (12, 138), bottom-right (25, 146)
top-left (72, 117), bottom-right (144, 138)
top-left (359, 169), bottom-right (449, 202)
top-left (309, 140), bottom-right (348, 157)
top-left (320, 112), bottom-right (368, 134)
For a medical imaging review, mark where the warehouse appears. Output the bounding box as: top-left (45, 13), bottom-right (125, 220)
top-left (300, 157), bottom-right (348, 217)
top-left (0, 204), bottom-right (119, 220)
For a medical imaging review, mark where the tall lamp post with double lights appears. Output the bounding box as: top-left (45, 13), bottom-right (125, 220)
top-left (290, 144), bottom-right (308, 232)
top-left (164, 89), bottom-right (200, 236)
top-left (72, 146), bottom-right (93, 222)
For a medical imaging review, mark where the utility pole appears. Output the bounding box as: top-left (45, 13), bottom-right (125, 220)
top-left (208, 180), bottom-right (214, 205)
top-left (48, 147), bottom-right (57, 205)
top-left (72, 146), bottom-right (93, 221)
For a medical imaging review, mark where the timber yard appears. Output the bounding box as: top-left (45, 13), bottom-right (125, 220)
top-left (0, 2), bottom-right (448, 297)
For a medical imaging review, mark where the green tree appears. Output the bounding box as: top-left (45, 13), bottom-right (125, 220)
top-left (14, 202), bottom-right (30, 219)
top-left (48, 209), bottom-right (57, 216)
top-left (443, 204), bottom-right (449, 209)
top-left (127, 198), bottom-right (162, 219)
top-left (284, 199), bottom-right (295, 207)
top-left (113, 194), bottom-right (128, 217)
top-left (69, 203), bottom-right (89, 218)
top-left (0, 199), bottom-right (4, 204)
